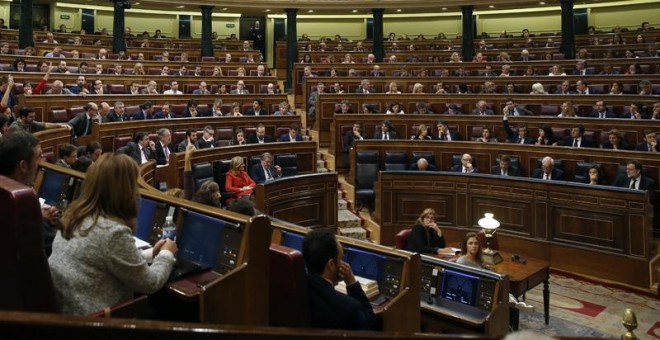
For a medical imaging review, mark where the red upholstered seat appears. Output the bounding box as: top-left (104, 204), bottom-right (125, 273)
top-left (268, 243), bottom-right (310, 327)
top-left (0, 176), bottom-right (58, 313)
top-left (395, 229), bottom-right (412, 250)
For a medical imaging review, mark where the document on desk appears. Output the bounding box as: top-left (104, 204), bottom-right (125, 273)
top-left (335, 276), bottom-right (379, 298)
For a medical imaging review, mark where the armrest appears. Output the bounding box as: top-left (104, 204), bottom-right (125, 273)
top-left (89, 295), bottom-right (150, 318)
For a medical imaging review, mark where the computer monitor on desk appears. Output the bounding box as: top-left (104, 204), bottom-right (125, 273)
top-left (37, 169), bottom-right (80, 209)
top-left (420, 255), bottom-right (504, 323)
top-left (135, 197), bottom-right (172, 243)
top-left (178, 209), bottom-right (244, 275)
top-left (343, 246), bottom-right (404, 299)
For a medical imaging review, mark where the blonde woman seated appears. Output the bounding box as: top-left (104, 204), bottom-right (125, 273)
top-left (386, 81), bottom-right (402, 94)
top-left (548, 65), bottom-right (565, 76)
top-left (49, 153), bottom-right (177, 315)
top-left (410, 124), bottom-right (432, 140)
top-left (411, 83), bottom-right (425, 94)
top-left (557, 101), bottom-right (577, 118)
top-left (449, 52), bottom-right (462, 63)
top-left (404, 208), bottom-right (451, 255)
top-left (132, 63), bottom-right (145, 75)
top-left (456, 232), bottom-right (483, 268)
top-left (386, 102), bottom-right (405, 115)
top-left (225, 156), bottom-right (256, 200)
top-left (530, 83), bottom-right (548, 95)
top-left (237, 67), bottom-right (246, 77)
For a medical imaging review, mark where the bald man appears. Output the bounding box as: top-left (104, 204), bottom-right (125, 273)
top-left (68, 102), bottom-right (98, 138)
top-left (46, 80), bottom-right (73, 94)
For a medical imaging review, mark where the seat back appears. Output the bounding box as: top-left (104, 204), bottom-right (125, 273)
top-left (410, 151), bottom-right (435, 169)
top-left (395, 229), bottom-right (412, 250)
top-left (384, 151), bottom-right (407, 171)
top-left (268, 244), bottom-right (310, 327)
top-left (191, 162), bottom-right (214, 192)
top-left (355, 151), bottom-right (379, 190)
top-left (213, 160), bottom-right (235, 203)
top-left (275, 154), bottom-right (298, 177)
top-left (0, 176), bottom-right (57, 313)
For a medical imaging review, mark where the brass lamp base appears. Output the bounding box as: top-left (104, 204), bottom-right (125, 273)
top-left (482, 249), bottom-right (503, 265)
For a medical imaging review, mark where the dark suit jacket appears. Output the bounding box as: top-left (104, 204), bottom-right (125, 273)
top-left (68, 113), bottom-right (92, 138)
top-left (373, 131), bottom-right (399, 140)
top-left (198, 139), bottom-right (216, 149)
top-left (450, 165), bottom-right (479, 173)
top-left (120, 142), bottom-right (155, 165)
top-left (307, 273), bottom-right (376, 330)
top-left (355, 86), bottom-right (375, 94)
top-left (177, 139), bottom-right (200, 152)
top-left (435, 131), bottom-right (460, 141)
top-left (503, 118), bottom-right (535, 144)
top-left (571, 69), bottom-right (595, 75)
top-left (131, 110), bottom-right (152, 120)
top-left (471, 108), bottom-right (495, 115)
top-left (532, 168), bottom-right (565, 181)
top-left (409, 163), bottom-right (437, 171)
top-left (279, 134), bottom-right (303, 142)
top-left (247, 134), bottom-right (274, 144)
top-left (154, 111), bottom-right (176, 119)
top-left (555, 90), bottom-right (577, 95)
top-left (343, 130), bottom-right (363, 153)
top-left (490, 165), bottom-right (520, 176)
top-left (154, 141), bottom-right (174, 165)
top-left (249, 163), bottom-right (280, 184)
top-left (404, 223), bottom-right (445, 253)
top-left (106, 112), bottom-right (128, 122)
top-left (636, 142), bottom-right (658, 152)
top-left (613, 175), bottom-right (656, 202)
top-left (588, 110), bottom-right (616, 118)
top-left (244, 108), bottom-right (268, 116)
top-left (562, 136), bottom-right (597, 148)
top-left (601, 140), bottom-right (630, 150)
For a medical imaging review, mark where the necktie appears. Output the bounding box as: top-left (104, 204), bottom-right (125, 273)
top-left (600, 112), bottom-right (604, 119)
top-left (265, 167), bottom-right (272, 180)
top-left (649, 145), bottom-right (653, 152)
top-left (164, 145), bottom-right (170, 161)
top-left (520, 139), bottom-right (525, 144)
top-left (502, 170), bottom-right (507, 176)
top-left (630, 179), bottom-right (637, 189)
top-left (259, 137), bottom-right (264, 144)
top-left (440, 133), bottom-right (446, 140)
top-left (573, 139), bottom-right (578, 147)
top-left (463, 168), bottom-right (467, 173)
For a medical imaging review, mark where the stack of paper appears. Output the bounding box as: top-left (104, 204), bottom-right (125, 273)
top-left (335, 276), bottom-right (380, 299)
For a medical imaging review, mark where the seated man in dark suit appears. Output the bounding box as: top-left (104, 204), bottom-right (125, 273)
top-left (503, 115), bottom-right (535, 144)
top-left (571, 60), bottom-right (594, 76)
top-left (532, 156), bottom-right (565, 181)
top-left (471, 100), bottom-right (495, 115)
top-left (303, 229), bottom-right (376, 330)
top-left (244, 97), bottom-right (268, 116)
top-left (503, 98), bottom-right (533, 116)
top-left (450, 153), bottom-right (479, 173)
top-left (588, 100), bottom-right (616, 118)
top-left (279, 123), bottom-right (304, 142)
top-left (249, 152), bottom-right (282, 184)
top-left (177, 129), bottom-right (200, 152)
top-left (343, 123), bottom-right (364, 167)
top-left (410, 157), bottom-right (436, 171)
top-left (576, 80), bottom-right (598, 95)
top-left (131, 101), bottom-right (155, 120)
top-left (635, 130), bottom-right (658, 152)
top-left (106, 101), bottom-right (129, 122)
top-left (154, 128), bottom-right (174, 165)
top-left (198, 125), bottom-right (216, 149)
top-left (247, 123), bottom-right (274, 144)
top-left (373, 120), bottom-right (399, 140)
top-left (563, 125), bottom-right (597, 147)
top-left (153, 103), bottom-right (176, 119)
top-left (435, 120), bottom-right (460, 141)
top-left (490, 155), bottom-right (520, 177)
top-left (118, 131), bottom-right (156, 165)
top-left (612, 160), bottom-right (657, 203)
top-left (0, 131), bottom-right (58, 256)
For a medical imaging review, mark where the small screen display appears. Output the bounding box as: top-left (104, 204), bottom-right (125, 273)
top-left (38, 170), bottom-right (70, 207)
top-left (440, 269), bottom-right (480, 306)
top-left (281, 231), bottom-right (304, 251)
top-left (343, 247), bottom-right (386, 283)
top-left (178, 210), bottom-right (227, 269)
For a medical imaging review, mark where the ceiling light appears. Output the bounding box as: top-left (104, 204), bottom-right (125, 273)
top-left (265, 9), bottom-right (270, 12)
top-left (442, 7), bottom-right (447, 10)
top-left (539, 1), bottom-right (546, 4)
top-left (307, 9), bottom-right (314, 13)
top-left (489, 5), bottom-right (495, 8)
top-left (352, 9), bottom-right (358, 13)
top-left (222, 7), bottom-right (228, 10)
top-left (396, 9), bottom-right (402, 12)
top-left (176, 5), bottom-right (184, 8)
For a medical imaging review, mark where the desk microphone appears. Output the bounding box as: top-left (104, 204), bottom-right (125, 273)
top-left (511, 254), bottom-right (526, 264)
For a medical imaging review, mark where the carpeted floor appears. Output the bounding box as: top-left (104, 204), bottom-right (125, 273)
top-left (519, 273), bottom-right (660, 339)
